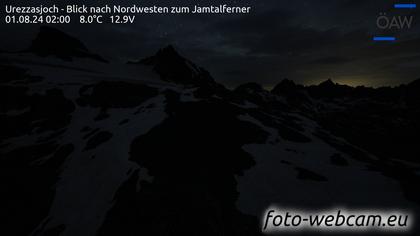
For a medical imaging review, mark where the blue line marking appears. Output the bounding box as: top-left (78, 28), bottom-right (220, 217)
top-left (373, 36), bottom-right (396, 41)
top-left (394, 3), bottom-right (416, 9)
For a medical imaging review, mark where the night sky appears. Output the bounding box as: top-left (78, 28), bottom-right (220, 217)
top-left (1, 0), bottom-right (419, 87)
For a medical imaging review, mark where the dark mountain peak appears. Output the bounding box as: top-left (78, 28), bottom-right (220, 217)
top-left (271, 79), bottom-right (304, 96)
top-left (279, 78), bottom-right (296, 86)
top-left (137, 44), bottom-right (185, 67)
top-left (308, 79), bottom-right (354, 99)
top-left (129, 45), bottom-right (220, 89)
top-left (133, 44), bottom-right (182, 64)
top-left (408, 78), bottom-right (420, 88)
top-left (404, 78), bottom-right (420, 106)
top-left (27, 26), bottom-right (107, 63)
top-left (157, 45), bottom-right (180, 57)
top-left (319, 78), bottom-right (336, 87)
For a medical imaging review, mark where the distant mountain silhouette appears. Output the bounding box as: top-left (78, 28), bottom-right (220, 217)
top-left (306, 79), bottom-right (353, 99)
top-left (263, 78), bottom-right (420, 163)
top-left (271, 79), bottom-right (302, 94)
top-left (25, 26), bottom-right (108, 63)
top-left (408, 78), bottom-right (420, 88)
top-left (406, 78), bottom-right (420, 105)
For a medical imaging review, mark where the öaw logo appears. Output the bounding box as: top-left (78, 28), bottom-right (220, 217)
top-left (373, 3), bottom-right (416, 41)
